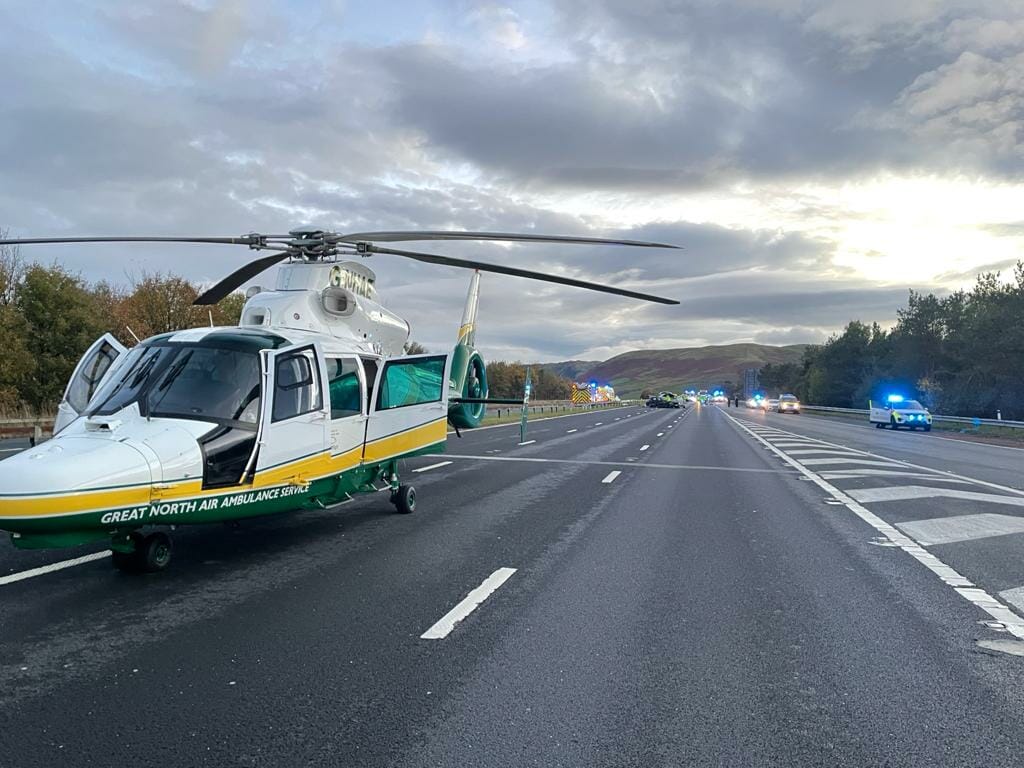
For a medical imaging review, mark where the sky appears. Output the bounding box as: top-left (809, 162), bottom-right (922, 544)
top-left (1, 0), bottom-right (1022, 362)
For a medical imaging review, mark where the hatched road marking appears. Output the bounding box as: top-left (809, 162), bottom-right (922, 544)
top-left (849, 486), bottom-right (1024, 508)
top-left (722, 409), bottom-right (1024, 640)
top-left (421, 567), bottom-right (517, 640)
top-left (898, 513), bottom-right (1024, 546)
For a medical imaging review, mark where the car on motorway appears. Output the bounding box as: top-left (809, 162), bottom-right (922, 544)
top-left (762, 398), bottom-right (779, 411)
top-left (869, 395), bottom-right (933, 431)
top-left (777, 394), bottom-right (801, 414)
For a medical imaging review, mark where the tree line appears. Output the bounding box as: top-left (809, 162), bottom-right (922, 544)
top-left (0, 241), bottom-right (244, 414)
top-left (757, 263), bottom-right (1024, 419)
top-left (485, 362), bottom-right (573, 400)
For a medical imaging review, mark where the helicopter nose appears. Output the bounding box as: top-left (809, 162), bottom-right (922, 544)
top-left (0, 436), bottom-right (153, 523)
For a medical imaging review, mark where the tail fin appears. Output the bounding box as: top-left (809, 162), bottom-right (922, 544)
top-left (448, 271), bottom-right (489, 429)
top-left (457, 270), bottom-right (480, 348)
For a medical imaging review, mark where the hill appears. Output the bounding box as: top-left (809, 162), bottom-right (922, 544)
top-left (537, 343), bottom-right (807, 398)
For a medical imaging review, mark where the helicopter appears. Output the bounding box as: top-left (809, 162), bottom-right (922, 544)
top-left (0, 228), bottom-right (679, 572)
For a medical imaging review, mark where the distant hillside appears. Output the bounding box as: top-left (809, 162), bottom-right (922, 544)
top-left (534, 360), bottom-right (601, 381)
top-left (536, 343), bottom-right (807, 398)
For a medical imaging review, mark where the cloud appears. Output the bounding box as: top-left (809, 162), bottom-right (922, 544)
top-left (0, 0), bottom-right (1019, 363)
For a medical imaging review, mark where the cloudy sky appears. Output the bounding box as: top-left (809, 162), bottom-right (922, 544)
top-left (1, 0), bottom-right (1022, 361)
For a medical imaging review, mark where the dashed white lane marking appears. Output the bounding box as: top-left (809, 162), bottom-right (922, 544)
top-left (898, 513), bottom-right (1024, 546)
top-left (566, 429), bottom-right (578, 433)
top-left (413, 461), bottom-right (453, 473)
top-left (595, 422), bottom-right (603, 426)
top-left (656, 432), bottom-right (665, 437)
top-left (602, 471), bottom-right (622, 484)
top-left (421, 567), bottom-right (517, 640)
top-left (721, 409), bottom-right (1024, 639)
top-left (517, 440), bottom-right (536, 446)
top-left (848, 486), bottom-right (1024, 508)
top-left (798, 458), bottom-right (905, 468)
top-left (0, 550), bottom-right (111, 586)
top-left (667, 425), bottom-right (673, 429)
top-left (640, 444), bottom-right (650, 451)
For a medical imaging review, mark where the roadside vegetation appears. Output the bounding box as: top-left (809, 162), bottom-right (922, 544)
top-left (0, 236), bottom-right (244, 415)
top-left (758, 263), bottom-right (1024, 421)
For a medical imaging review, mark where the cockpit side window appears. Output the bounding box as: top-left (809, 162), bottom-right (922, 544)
top-left (272, 349), bottom-right (323, 422)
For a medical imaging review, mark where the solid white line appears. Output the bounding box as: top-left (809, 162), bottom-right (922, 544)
top-left (721, 410), bottom-right (1024, 639)
top-left (420, 567), bottom-right (517, 639)
top-left (0, 550), bottom-right (111, 586)
top-left (412, 461), bottom-right (453, 473)
top-left (566, 429), bottom-right (578, 433)
top-left (0, 448), bottom-right (23, 454)
top-left (640, 444), bottom-right (650, 451)
top-left (602, 471), bottom-right (622, 484)
top-left (517, 440), bottom-right (536, 446)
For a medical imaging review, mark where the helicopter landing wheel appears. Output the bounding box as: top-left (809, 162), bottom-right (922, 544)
top-left (392, 484), bottom-right (417, 515)
top-left (138, 532), bottom-right (173, 572)
top-left (112, 531), bottom-right (173, 573)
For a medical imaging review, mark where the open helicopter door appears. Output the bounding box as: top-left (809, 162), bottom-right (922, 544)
top-left (54, 333), bottom-right (128, 434)
top-left (254, 343), bottom-right (330, 484)
top-left (364, 353), bottom-right (451, 464)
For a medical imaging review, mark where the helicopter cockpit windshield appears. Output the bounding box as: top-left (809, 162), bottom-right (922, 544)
top-left (87, 343), bottom-right (262, 427)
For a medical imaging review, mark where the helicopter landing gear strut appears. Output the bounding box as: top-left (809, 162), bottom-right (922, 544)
top-left (111, 530), bottom-right (174, 573)
top-left (383, 462), bottom-right (417, 515)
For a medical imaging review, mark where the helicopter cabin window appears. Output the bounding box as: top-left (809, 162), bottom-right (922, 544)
top-left (67, 339), bottom-right (121, 413)
top-left (325, 357), bottom-right (362, 419)
top-left (272, 348), bottom-right (323, 422)
top-left (376, 355), bottom-right (446, 410)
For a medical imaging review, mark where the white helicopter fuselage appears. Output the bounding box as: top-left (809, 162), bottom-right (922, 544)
top-left (0, 260), bottom-right (460, 555)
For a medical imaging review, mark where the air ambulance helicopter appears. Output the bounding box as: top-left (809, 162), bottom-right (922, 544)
top-left (0, 228), bottom-right (679, 572)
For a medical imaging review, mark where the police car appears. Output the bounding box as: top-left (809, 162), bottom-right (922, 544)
top-left (869, 395), bottom-right (933, 431)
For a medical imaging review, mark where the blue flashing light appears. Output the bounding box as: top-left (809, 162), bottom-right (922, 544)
top-left (886, 394), bottom-right (905, 403)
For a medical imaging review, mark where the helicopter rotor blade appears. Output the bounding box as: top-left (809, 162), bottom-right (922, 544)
top-left (338, 231), bottom-right (682, 249)
top-left (193, 251), bottom-right (292, 305)
top-left (364, 244), bottom-right (680, 305)
top-left (0, 235), bottom-right (267, 246)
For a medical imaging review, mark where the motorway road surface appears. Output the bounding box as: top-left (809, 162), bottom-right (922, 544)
top-left (3, 404), bottom-right (1024, 766)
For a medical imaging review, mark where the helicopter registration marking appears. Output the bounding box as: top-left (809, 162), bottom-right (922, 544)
top-left (100, 485), bottom-right (309, 525)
